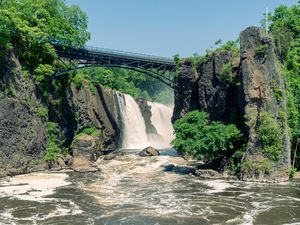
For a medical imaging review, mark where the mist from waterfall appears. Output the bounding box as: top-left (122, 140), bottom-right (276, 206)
top-left (116, 93), bottom-right (174, 149)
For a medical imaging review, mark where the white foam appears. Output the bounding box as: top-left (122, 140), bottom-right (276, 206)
top-left (202, 180), bottom-right (235, 193)
top-left (0, 172), bottom-right (70, 201)
top-left (282, 223), bottom-right (300, 225)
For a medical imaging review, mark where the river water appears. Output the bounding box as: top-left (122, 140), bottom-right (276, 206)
top-left (0, 148), bottom-right (299, 225)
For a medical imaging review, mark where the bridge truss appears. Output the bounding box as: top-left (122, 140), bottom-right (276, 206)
top-left (54, 45), bottom-right (177, 88)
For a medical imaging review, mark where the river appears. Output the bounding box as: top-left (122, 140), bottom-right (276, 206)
top-left (0, 148), bottom-right (299, 225)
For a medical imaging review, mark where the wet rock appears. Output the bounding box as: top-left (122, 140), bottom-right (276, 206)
top-left (138, 146), bottom-right (159, 157)
top-left (163, 164), bottom-right (195, 175)
top-left (164, 164), bottom-right (175, 172)
top-left (172, 166), bottom-right (196, 175)
top-left (71, 156), bottom-right (99, 173)
top-left (64, 154), bottom-right (73, 166)
top-left (71, 134), bottom-right (102, 162)
top-left (103, 153), bottom-right (117, 160)
top-left (56, 157), bottom-right (66, 168)
top-left (136, 98), bottom-right (158, 134)
top-left (194, 169), bottom-right (223, 179)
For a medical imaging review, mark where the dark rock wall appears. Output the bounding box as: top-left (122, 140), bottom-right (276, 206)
top-left (172, 60), bottom-right (199, 123)
top-left (0, 51), bottom-right (124, 177)
top-left (172, 51), bottom-right (241, 125)
top-left (239, 27), bottom-right (290, 182)
top-left (136, 98), bottom-right (157, 135)
top-left (172, 26), bottom-right (290, 182)
top-left (70, 82), bottom-right (122, 151)
top-left (0, 51), bottom-right (47, 177)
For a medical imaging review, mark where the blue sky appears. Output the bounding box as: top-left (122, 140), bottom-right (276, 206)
top-left (66, 0), bottom-right (298, 58)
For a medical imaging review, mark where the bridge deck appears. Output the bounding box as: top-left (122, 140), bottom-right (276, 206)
top-left (85, 46), bottom-right (175, 65)
top-left (54, 44), bottom-right (176, 71)
top-left (54, 44), bottom-right (176, 87)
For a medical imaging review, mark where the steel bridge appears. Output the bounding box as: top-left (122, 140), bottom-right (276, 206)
top-left (54, 44), bottom-right (177, 88)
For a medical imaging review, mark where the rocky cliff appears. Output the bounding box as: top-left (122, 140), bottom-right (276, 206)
top-left (0, 50), bottom-right (124, 177)
top-left (173, 27), bottom-right (291, 182)
top-left (0, 50), bottom-right (47, 177)
top-left (239, 27), bottom-right (290, 182)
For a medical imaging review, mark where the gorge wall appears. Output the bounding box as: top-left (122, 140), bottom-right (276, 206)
top-left (173, 27), bottom-right (290, 182)
top-left (0, 50), bottom-right (123, 176)
top-left (0, 48), bottom-right (173, 177)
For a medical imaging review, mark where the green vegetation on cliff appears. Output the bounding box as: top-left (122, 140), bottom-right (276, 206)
top-left (72, 67), bottom-right (174, 104)
top-left (172, 111), bottom-right (242, 162)
top-left (0, 0), bottom-right (90, 90)
top-left (268, 2), bottom-right (300, 168)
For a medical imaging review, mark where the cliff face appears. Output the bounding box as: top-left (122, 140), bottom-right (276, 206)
top-left (173, 26), bottom-right (290, 182)
top-left (172, 51), bottom-right (241, 125)
top-left (239, 27), bottom-right (290, 182)
top-left (172, 60), bottom-right (199, 122)
top-left (70, 82), bottom-right (122, 151)
top-left (0, 51), bottom-right (123, 177)
top-left (0, 51), bottom-right (47, 177)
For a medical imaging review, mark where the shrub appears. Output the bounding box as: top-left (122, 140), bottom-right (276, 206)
top-left (75, 127), bottom-right (100, 139)
top-left (72, 72), bottom-right (89, 89)
top-left (258, 112), bottom-right (283, 161)
top-left (38, 107), bottom-right (48, 120)
top-left (172, 111), bottom-right (242, 161)
top-left (44, 122), bottom-right (60, 162)
top-left (289, 167), bottom-right (297, 178)
top-left (255, 44), bottom-right (268, 56)
top-left (271, 80), bottom-right (283, 102)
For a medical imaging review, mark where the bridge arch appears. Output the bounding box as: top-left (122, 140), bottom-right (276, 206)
top-left (53, 44), bottom-right (177, 88)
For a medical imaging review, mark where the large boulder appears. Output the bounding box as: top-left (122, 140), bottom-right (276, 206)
top-left (71, 156), bottom-right (99, 173)
top-left (138, 146), bottom-right (159, 157)
top-left (194, 169), bottom-right (223, 179)
top-left (71, 134), bottom-right (102, 162)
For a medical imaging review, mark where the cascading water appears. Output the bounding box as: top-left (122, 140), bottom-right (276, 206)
top-left (116, 92), bottom-right (174, 149)
top-left (117, 93), bottom-right (149, 149)
top-left (148, 102), bottom-right (174, 149)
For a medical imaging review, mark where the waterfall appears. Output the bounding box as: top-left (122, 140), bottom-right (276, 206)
top-left (116, 92), bottom-right (174, 149)
top-left (148, 102), bottom-right (174, 149)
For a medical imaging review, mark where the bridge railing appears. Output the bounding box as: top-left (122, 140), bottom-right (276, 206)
top-left (85, 45), bottom-right (175, 65)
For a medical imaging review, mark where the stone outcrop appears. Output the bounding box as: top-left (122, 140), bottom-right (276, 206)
top-left (0, 50), bottom-right (124, 177)
top-left (239, 27), bottom-right (290, 182)
top-left (70, 82), bottom-right (122, 151)
top-left (172, 26), bottom-right (291, 182)
top-left (138, 146), bottom-right (159, 157)
top-left (172, 60), bottom-right (199, 122)
top-left (198, 51), bottom-right (241, 124)
top-left (71, 134), bottom-right (102, 162)
top-left (0, 51), bottom-right (47, 177)
top-left (194, 169), bottom-right (223, 179)
top-left (172, 50), bottom-right (241, 125)
top-left (136, 98), bottom-right (157, 134)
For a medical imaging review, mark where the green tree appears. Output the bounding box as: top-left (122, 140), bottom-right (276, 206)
top-left (0, 0), bottom-right (90, 88)
top-left (268, 1), bottom-right (300, 168)
top-left (172, 111), bottom-right (242, 161)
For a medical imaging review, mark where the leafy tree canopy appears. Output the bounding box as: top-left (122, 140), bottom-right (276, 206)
top-left (0, 0), bottom-right (90, 70)
top-left (171, 111), bottom-right (242, 161)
